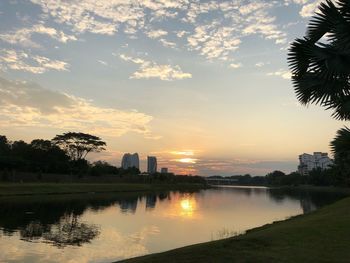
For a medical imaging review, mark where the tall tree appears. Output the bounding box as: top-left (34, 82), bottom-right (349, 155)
top-left (0, 135), bottom-right (10, 155)
top-left (52, 132), bottom-right (106, 161)
top-left (288, 0), bottom-right (350, 182)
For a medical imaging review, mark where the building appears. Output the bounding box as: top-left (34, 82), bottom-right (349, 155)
top-left (160, 167), bottom-right (168, 174)
top-left (298, 152), bottom-right (333, 175)
top-left (121, 153), bottom-right (139, 170)
top-left (147, 156), bottom-right (157, 174)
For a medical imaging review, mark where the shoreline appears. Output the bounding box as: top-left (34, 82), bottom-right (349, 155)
top-left (118, 191), bottom-right (350, 263)
top-left (0, 183), bottom-right (209, 197)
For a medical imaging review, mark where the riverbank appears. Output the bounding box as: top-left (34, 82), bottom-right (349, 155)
top-left (0, 183), bottom-right (208, 196)
top-left (120, 196), bottom-right (350, 263)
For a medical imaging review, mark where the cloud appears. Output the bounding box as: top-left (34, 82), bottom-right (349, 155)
top-left (98, 60), bottom-right (108, 66)
top-left (119, 54), bottom-right (191, 81)
top-left (255, 62), bottom-right (265, 67)
top-left (0, 77), bottom-right (155, 138)
top-left (185, 1), bottom-right (286, 61)
top-left (187, 24), bottom-right (241, 60)
top-left (146, 29), bottom-right (168, 39)
top-left (299, 0), bottom-right (322, 17)
top-left (239, 2), bottom-right (270, 15)
top-left (159, 38), bottom-right (177, 48)
top-left (175, 30), bottom-right (189, 38)
top-left (242, 10), bottom-right (287, 45)
top-left (157, 154), bottom-right (297, 176)
top-left (0, 49), bottom-right (69, 74)
top-left (267, 70), bottom-right (292, 79)
top-left (0, 24), bottom-right (77, 48)
top-left (27, 0), bottom-right (288, 63)
top-left (229, 63), bottom-right (242, 69)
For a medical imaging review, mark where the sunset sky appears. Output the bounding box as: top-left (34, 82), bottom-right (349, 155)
top-left (0, 0), bottom-right (344, 175)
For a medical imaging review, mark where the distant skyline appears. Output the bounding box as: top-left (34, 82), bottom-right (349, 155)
top-left (0, 0), bottom-right (344, 176)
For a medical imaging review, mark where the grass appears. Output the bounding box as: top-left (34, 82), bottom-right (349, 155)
top-left (0, 183), bottom-right (208, 196)
top-left (119, 196), bottom-right (350, 263)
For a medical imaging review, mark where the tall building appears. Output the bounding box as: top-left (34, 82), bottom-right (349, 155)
top-left (121, 153), bottom-right (139, 170)
top-left (298, 152), bottom-right (333, 175)
top-left (147, 156), bottom-right (157, 174)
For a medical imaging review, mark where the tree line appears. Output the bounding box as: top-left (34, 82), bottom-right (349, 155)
top-left (0, 132), bottom-right (108, 177)
top-left (0, 132), bottom-right (206, 185)
top-left (208, 165), bottom-right (348, 187)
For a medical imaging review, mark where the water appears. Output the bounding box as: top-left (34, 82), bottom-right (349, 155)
top-left (0, 186), bottom-right (346, 263)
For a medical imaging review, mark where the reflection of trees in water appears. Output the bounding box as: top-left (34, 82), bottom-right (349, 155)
top-left (19, 214), bottom-right (100, 247)
top-left (268, 188), bottom-right (347, 214)
top-left (213, 186), bottom-right (346, 214)
top-left (219, 186), bottom-right (268, 197)
top-left (0, 191), bottom-right (178, 243)
top-left (20, 221), bottom-right (49, 241)
top-left (43, 214), bottom-right (99, 247)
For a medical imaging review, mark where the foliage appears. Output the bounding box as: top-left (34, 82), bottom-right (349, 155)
top-left (89, 161), bottom-right (120, 176)
top-left (331, 127), bottom-right (350, 185)
top-left (288, 0), bottom-right (350, 121)
top-left (52, 132), bottom-right (106, 161)
top-left (288, 0), bottom-right (350, 183)
top-left (266, 171), bottom-right (287, 185)
top-left (0, 133), bottom-right (206, 185)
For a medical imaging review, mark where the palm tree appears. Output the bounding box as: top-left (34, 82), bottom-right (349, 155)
top-left (288, 0), bottom-right (350, 182)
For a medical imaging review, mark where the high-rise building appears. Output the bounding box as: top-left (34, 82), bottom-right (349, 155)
top-left (147, 156), bottom-right (157, 174)
top-left (121, 153), bottom-right (139, 170)
top-left (160, 168), bottom-right (168, 174)
top-left (298, 152), bottom-right (333, 175)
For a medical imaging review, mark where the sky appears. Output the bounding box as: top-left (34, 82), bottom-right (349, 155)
top-left (0, 0), bottom-right (344, 176)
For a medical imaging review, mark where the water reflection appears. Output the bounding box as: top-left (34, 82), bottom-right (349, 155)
top-left (179, 196), bottom-right (196, 218)
top-left (0, 187), bottom-right (347, 263)
top-left (20, 214), bottom-right (100, 247)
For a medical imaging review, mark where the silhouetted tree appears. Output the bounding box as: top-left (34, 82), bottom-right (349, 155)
top-left (0, 135), bottom-right (10, 155)
top-left (331, 127), bottom-right (350, 184)
top-left (89, 161), bottom-right (120, 176)
top-left (52, 132), bottom-right (106, 161)
top-left (266, 170), bottom-right (286, 185)
top-left (288, 0), bottom-right (350, 183)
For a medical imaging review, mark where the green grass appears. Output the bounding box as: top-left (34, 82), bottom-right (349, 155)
top-left (0, 183), bottom-right (207, 196)
top-left (119, 197), bottom-right (350, 263)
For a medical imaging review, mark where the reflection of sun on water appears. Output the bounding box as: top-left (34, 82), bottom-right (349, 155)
top-left (181, 199), bottom-right (193, 211)
top-left (179, 197), bottom-right (196, 218)
top-left (162, 194), bottom-right (200, 219)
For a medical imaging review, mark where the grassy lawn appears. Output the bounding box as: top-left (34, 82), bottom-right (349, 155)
top-left (0, 183), bottom-right (207, 196)
top-left (120, 196), bottom-right (350, 263)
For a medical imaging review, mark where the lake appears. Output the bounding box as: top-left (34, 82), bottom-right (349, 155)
top-left (0, 186), bottom-right (347, 263)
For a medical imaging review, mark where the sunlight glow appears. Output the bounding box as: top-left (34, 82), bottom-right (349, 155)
top-left (179, 197), bottom-right (196, 218)
top-left (170, 151), bottom-right (195, 156)
top-left (180, 199), bottom-right (193, 211)
top-left (177, 158), bottom-right (197, 164)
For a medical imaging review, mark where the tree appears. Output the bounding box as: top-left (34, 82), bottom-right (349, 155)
top-left (288, 0), bottom-right (350, 182)
top-left (0, 135), bottom-right (10, 155)
top-left (266, 170), bottom-right (286, 185)
top-left (52, 132), bottom-right (106, 161)
top-left (29, 139), bottom-right (70, 173)
top-left (331, 127), bottom-right (350, 184)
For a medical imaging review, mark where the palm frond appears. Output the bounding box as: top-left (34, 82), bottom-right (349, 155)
top-left (330, 126), bottom-right (350, 155)
top-left (307, 0), bottom-right (340, 42)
